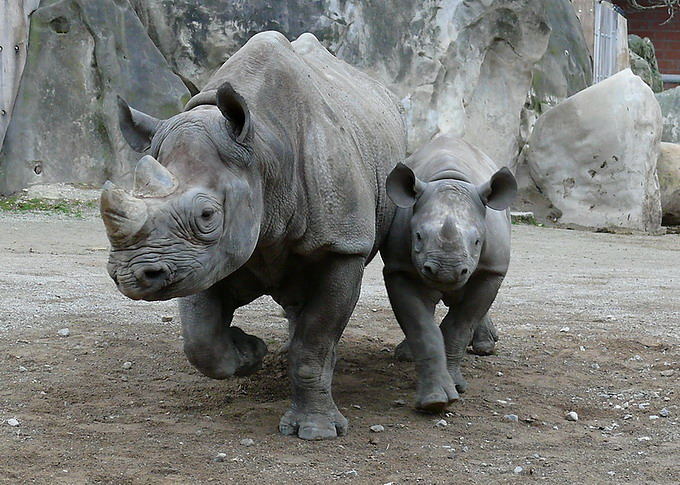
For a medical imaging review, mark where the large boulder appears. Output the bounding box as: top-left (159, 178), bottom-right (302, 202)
top-left (0, 0), bottom-right (189, 195)
top-left (658, 142), bottom-right (680, 225)
top-left (656, 85), bottom-right (680, 144)
top-left (523, 69), bottom-right (663, 233)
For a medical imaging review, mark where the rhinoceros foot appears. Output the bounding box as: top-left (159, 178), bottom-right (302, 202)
top-left (415, 375), bottom-right (459, 413)
top-left (184, 326), bottom-right (267, 379)
top-left (394, 339), bottom-right (414, 362)
top-left (448, 364), bottom-right (469, 393)
top-left (279, 407), bottom-right (348, 440)
top-left (470, 317), bottom-right (499, 356)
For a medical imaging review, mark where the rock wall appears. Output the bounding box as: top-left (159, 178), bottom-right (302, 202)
top-left (0, 0), bottom-right (189, 195)
top-left (523, 69), bottom-right (662, 234)
top-left (1, 0), bottom-right (593, 196)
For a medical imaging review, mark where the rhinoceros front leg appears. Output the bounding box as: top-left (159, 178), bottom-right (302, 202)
top-left (384, 271), bottom-right (458, 412)
top-left (278, 255), bottom-right (364, 440)
top-left (440, 275), bottom-right (504, 393)
top-left (179, 286), bottom-right (267, 379)
top-left (470, 314), bottom-right (499, 356)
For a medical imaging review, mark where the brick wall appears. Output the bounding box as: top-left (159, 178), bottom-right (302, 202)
top-left (613, 0), bottom-right (680, 73)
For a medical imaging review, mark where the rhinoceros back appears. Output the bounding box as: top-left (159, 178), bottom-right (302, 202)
top-left (185, 31), bottom-right (406, 258)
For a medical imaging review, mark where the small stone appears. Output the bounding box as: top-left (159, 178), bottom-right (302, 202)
top-left (57, 328), bottom-right (70, 337)
top-left (161, 316), bottom-right (173, 322)
top-left (637, 436), bottom-right (651, 442)
top-left (660, 369), bottom-right (675, 377)
top-left (559, 327), bottom-right (570, 333)
top-left (6, 418), bottom-right (20, 427)
top-left (591, 363), bottom-right (600, 370)
top-left (392, 399), bottom-right (406, 407)
top-left (496, 371), bottom-right (503, 377)
top-left (649, 415), bottom-right (659, 420)
top-left (344, 470), bottom-right (358, 477)
top-left (369, 424), bottom-right (385, 433)
top-left (212, 452), bottom-right (227, 462)
top-left (435, 419), bottom-right (448, 428)
top-left (513, 466), bottom-right (523, 474)
top-left (565, 411), bottom-right (579, 422)
top-left (122, 361), bottom-right (133, 370)
top-left (503, 414), bottom-right (519, 423)
top-left (239, 438), bottom-right (255, 446)
top-left (18, 366), bottom-right (27, 372)
top-left (351, 404), bottom-right (361, 409)
top-left (659, 408), bottom-right (670, 418)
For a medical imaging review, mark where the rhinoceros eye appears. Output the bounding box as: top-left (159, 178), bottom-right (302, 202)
top-left (190, 195), bottom-right (222, 242)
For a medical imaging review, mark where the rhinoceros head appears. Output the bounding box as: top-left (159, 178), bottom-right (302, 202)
top-left (386, 163), bottom-right (516, 289)
top-left (101, 83), bottom-right (262, 300)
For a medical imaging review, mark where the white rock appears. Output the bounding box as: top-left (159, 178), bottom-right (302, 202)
top-left (637, 436), bottom-right (652, 442)
top-left (565, 411), bottom-right (579, 422)
top-left (369, 424), bottom-right (385, 433)
top-left (57, 328), bottom-right (70, 337)
top-left (122, 361), bottom-right (133, 370)
top-left (514, 466), bottom-right (523, 474)
top-left (503, 414), bottom-right (519, 423)
top-left (18, 366), bottom-right (27, 372)
top-left (659, 408), bottom-right (670, 418)
top-left (658, 143), bottom-right (680, 225)
top-left (559, 327), bottom-right (570, 333)
top-left (435, 419), bottom-right (448, 428)
top-left (212, 452), bottom-right (227, 462)
top-left (239, 438), bottom-right (255, 446)
top-left (524, 69), bottom-right (663, 233)
top-left (6, 418), bottom-right (20, 427)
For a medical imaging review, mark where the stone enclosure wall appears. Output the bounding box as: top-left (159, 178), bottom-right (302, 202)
top-left (1, 0), bottom-right (674, 231)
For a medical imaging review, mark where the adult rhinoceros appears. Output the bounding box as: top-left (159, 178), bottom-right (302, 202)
top-left (100, 31), bottom-right (406, 440)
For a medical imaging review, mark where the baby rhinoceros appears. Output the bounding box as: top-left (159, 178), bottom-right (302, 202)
top-left (382, 135), bottom-right (517, 412)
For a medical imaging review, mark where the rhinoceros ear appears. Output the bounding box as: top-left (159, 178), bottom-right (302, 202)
top-left (386, 163), bottom-right (426, 208)
top-left (216, 82), bottom-right (251, 143)
top-left (477, 167), bottom-right (517, 211)
top-left (117, 96), bottom-right (161, 152)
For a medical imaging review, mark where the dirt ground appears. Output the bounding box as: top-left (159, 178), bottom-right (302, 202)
top-left (0, 210), bottom-right (678, 484)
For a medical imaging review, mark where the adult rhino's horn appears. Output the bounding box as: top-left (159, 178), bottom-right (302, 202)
top-left (100, 181), bottom-right (148, 244)
top-left (133, 155), bottom-right (179, 198)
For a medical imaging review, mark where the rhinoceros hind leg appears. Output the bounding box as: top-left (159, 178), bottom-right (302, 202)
top-left (394, 339), bottom-right (414, 361)
top-left (470, 314), bottom-right (499, 356)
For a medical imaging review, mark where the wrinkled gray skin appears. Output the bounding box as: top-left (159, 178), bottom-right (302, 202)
top-left (382, 135), bottom-right (516, 413)
top-left (100, 31), bottom-right (406, 440)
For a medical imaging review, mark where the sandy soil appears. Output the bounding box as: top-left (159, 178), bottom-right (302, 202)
top-left (0, 211), bottom-right (678, 484)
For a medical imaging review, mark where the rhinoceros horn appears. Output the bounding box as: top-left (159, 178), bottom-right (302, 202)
top-left (441, 215), bottom-right (456, 242)
top-left (133, 155), bottom-right (179, 198)
top-left (100, 181), bottom-right (148, 244)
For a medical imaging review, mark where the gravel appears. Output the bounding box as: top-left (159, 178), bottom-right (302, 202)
top-left (369, 425), bottom-right (385, 433)
top-left (6, 418), bottom-right (20, 427)
top-left (57, 328), bottom-right (70, 337)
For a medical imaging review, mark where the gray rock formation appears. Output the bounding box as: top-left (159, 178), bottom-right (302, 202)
top-left (130, 0), bottom-right (574, 167)
top-left (0, 0), bottom-right (189, 195)
top-left (524, 69), bottom-right (662, 233)
top-left (0, 0), bottom-right (40, 149)
top-left (2, 0), bottom-right (593, 197)
top-left (628, 34), bottom-right (663, 94)
top-left (658, 142), bottom-right (680, 225)
top-left (656, 85), bottom-right (680, 144)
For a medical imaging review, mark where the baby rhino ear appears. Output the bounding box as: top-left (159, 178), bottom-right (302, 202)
top-left (386, 163), bottom-right (427, 208)
top-left (477, 167), bottom-right (517, 211)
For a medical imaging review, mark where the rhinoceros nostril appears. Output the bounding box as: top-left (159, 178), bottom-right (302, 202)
top-left (134, 264), bottom-right (169, 288)
top-left (423, 261), bottom-right (439, 276)
top-left (460, 268), bottom-right (468, 276)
